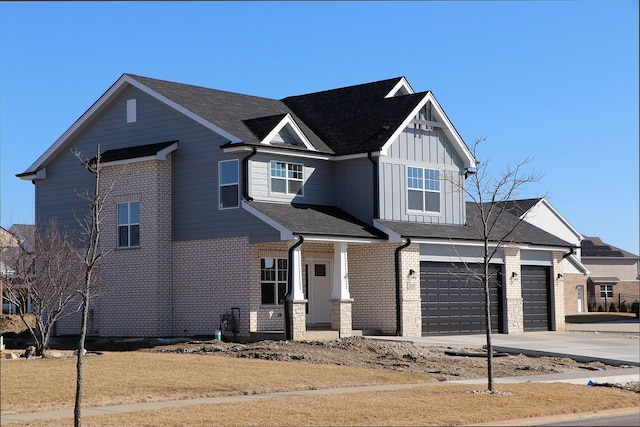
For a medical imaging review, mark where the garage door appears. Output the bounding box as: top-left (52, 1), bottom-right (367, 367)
top-left (521, 266), bottom-right (551, 331)
top-left (420, 262), bottom-right (502, 335)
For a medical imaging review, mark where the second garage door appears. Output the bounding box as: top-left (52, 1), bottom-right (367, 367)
top-left (521, 265), bottom-right (551, 331)
top-left (421, 262), bottom-right (502, 335)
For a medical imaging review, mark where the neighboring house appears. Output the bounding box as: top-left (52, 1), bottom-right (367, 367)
top-left (1, 224), bottom-right (35, 314)
top-left (499, 198), bottom-right (589, 314)
top-left (18, 74), bottom-right (573, 339)
top-left (581, 237), bottom-right (639, 312)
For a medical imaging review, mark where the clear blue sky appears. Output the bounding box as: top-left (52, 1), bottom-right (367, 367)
top-left (1, 1), bottom-right (638, 253)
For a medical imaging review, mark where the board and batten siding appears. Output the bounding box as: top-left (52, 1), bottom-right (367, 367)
top-left (35, 85), bottom-right (279, 243)
top-left (249, 154), bottom-right (336, 206)
top-left (378, 127), bottom-right (466, 225)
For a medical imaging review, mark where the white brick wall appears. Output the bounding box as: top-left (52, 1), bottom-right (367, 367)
top-left (503, 247), bottom-right (524, 334)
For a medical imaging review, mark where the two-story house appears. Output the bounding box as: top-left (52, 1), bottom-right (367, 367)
top-left (18, 74), bottom-right (573, 339)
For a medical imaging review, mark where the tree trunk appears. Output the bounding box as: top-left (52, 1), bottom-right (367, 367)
top-left (484, 246), bottom-right (494, 392)
top-left (74, 289), bottom-right (90, 427)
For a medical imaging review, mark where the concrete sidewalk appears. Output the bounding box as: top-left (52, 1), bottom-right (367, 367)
top-left (2, 367), bottom-right (639, 425)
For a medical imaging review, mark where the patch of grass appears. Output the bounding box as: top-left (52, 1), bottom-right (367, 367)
top-left (1, 351), bottom-right (432, 414)
top-left (6, 383), bottom-right (639, 427)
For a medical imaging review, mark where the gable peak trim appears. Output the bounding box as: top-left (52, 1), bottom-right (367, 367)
top-left (259, 114), bottom-right (315, 151)
top-left (384, 77), bottom-right (414, 98)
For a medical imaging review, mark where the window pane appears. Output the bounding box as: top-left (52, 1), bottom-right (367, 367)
top-left (118, 203), bottom-right (128, 225)
top-left (129, 225), bottom-right (139, 246)
top-left (408, 190), bottom-right (423, 210)
top-left (288, 180), bottom-right (303, 195)
top-left (261, 283), bottom-right (275, 305)
top-left (270, 161), bottom-right (286, 178)
top-left (129, 202), bottom-right (140, 224)
top-left (425, 192), bottom-right (440, 212)
top-left (407, 167), bottom-right (423, 189)
top-left (220, 160), bottom-right (238, 185)
top-left (288, 164), bottom-right (303, 180)
top-left (118, 225), bottom-right (129, 247)
top-left (277, 282), bottom-right (286, 305)
top-left (271, 178), bottom-right (286, 193)
top-left (220, 184), bottom-right (239, 208)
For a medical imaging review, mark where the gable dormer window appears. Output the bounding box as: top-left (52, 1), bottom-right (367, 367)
top-left (407, 167), bottom-right (440, 213)
top-left (272, 126), bottom-right (302, 147)
top-left (270, 161), bottom-right (304, 196)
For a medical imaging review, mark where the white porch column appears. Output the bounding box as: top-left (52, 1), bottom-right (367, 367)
top-left (287, 239), bottom-right (306, 340)
top-left (288, 241), bottom-right (305, 301)
top-left (331, 242), bottom-right (353, 337)
top-left (332, 242), bottom-right (350, 300)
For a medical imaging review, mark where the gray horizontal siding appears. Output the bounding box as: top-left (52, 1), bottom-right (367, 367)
top-left (335, 158), bottom-right (374, 224)
top-left (249, 154), bottom-right (336, 206)
top-left (35, 85), bottom-right (280, 243)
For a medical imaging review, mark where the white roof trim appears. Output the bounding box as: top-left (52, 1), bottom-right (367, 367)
top-left (384, 77), bottom-right (414, 98)
top-left (242, 201), bottom-right (293, 240)
top-left (301, 235), bottom-right (384, 244)
top-left (537, 198), bottom-right (584, 241)
top-left (379, 92), bottom-right (476, 168)
top-left (373, 220), bottom-right (402, 243)
top-left (223, 145), bottom-right (331, 160)
top-left (566, 254), bottom-right (590, 275)
top-left (23, 75), bottom-right (241, 175)
top-left (18, 168), bottom-right (47, 181)
top-left (260, 114), bottom-right (315, 151)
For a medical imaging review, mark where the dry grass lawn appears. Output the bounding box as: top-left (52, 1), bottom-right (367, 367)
top-left (2, 351), bottom-right (638, 426)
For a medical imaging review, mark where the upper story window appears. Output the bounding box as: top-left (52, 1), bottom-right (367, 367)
top-left (219, 159), bottom-right (239, 209)
top-left (118, 201), bottom-right (140, 248)
top-left (407, 167), bottom-right (440, 213)
top-left (270, 161), bottom-right (303, 196)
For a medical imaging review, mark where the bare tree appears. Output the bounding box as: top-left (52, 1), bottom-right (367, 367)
top-left (454, 138), bottom-right (541, 392)
top-left (72, 146), bottom-right (112, 427)
top-left (1, 221), bottom-right (82, 357)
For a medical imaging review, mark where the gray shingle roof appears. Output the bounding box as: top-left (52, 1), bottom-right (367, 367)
top-left (245, 201), bottom-right (385, 239)
top-left (127, 74), bottom-right (333, 153)
top-left (497, 198), bottom-right (543, 217)
top-left (377, 203), bottom-right (573, 248)
top-left (94, 141), bottom-right (177, 164)
top-left (581, 237), bottom-right (638, 258)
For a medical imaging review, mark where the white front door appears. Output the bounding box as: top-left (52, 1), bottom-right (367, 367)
top-left (308, 261), bottom-right (331, 324)
top-left (577, 286), bottom-right (584, 313)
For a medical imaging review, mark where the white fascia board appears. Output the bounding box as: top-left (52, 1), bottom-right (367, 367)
top-left (384, 77), bottom-right (414, 98)
top-left (410, 237), bottom-right (572, 254)
top-left (538, 198), bottom-right (584, 241)
top-left (156, 142), bottom-right (178, 160)
top-left (334, 152), bottom-right (375, 161)
top-left (241, 201), bottom-right (293, 240)
top-left (300, 235), bottom-right (385, 244)
top-left (372, 220), bottom-right (402, 243)
top-left (223, 145), bottom-right (331, 161)
top-left (260, 114), bottom-right (315, 151)
top-left (567, 254), bottom-right (590, 274)
top-left (380, 92), bottom-right (476, 169)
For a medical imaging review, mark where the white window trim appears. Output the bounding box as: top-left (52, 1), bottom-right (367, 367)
top-left (270, 160), bottom-right (304, 197)
top-left (117, 201), bottom-right (140, 249)
top-left (126, 98), bottom-right (137, 123)
top-left (218, 159), bottom-right (240, 210)
top-left (260, 257), bottom-right (288, 306)
top-left (407, 166), bottom-right (441, 214)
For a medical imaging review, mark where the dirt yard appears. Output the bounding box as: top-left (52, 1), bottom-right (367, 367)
top-left (2, 314), bottom-right (638, 392)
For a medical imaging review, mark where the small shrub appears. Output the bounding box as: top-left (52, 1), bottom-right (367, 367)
top-left (619, 302), bottom-right (628, 313)
top-left (597, 305), bottom-right (604, 312)
top-left (608, 302), bottom-right (617, 312)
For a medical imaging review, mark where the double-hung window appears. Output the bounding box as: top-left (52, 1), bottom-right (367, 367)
top-left (600, 284), bottom-right (613, 298)
top-left (407, 167), bottom-right (440, 213)
top-left (219, 159), bottom-right (239, 209)
top-left (270, 161), bottom-right (303, 196)
top-left (261, 257), bottom-right (287, 305)
top-left (118, 201), bottom-right (140, 248)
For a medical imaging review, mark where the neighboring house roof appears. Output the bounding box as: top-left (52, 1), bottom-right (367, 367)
top-left (19, 74), bottom-right (476, 178)
top-left (581, 237), bottom-right (638, 258)
top-left (243, 201), bottom-right (386, 241)
top-left (8, 224), bottom-right (35, 254)
top-left (376, 203), bottom-right (573, 248)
